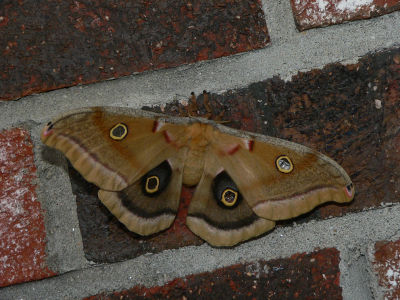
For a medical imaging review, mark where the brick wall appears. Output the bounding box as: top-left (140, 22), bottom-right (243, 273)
top-left (0, 0), bottom-right (399, 299)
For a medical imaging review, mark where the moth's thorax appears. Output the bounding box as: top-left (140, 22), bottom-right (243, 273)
top-left (181, 123), bottom-right (212, 186)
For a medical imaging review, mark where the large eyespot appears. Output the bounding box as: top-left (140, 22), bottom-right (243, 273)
top-left (212, 171), bottom-right (242, 209)
top-left (110, 123), bottom-right (128, 140)
top-left (221, 188), bottom-right (239, 207)
top-left (145, 176), bottom-right (160, 194)
top-left (276, 155), bottom-right (294, 173)
top-left (142, 161), bottom-right (172, 196)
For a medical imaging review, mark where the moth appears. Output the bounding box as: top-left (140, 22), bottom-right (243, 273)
top-left (41, 107), bottom-right (355, 247)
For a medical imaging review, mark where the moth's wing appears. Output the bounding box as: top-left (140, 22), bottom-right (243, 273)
top-left (186, 154), bottom-right (275, 247)
top-left (98, 152), bottom-right (186, 235)
top-left (41, 107), bottom-right (186, 191)
top-left (41, 107), bottom-right (188, 235)
top-left (212, 129), bottom-right (355, 221)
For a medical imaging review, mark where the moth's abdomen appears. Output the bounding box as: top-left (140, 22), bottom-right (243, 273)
top-left (182, 147), bottom-right (206, 186)
top-left (181, 123), bottom-right (210, 186)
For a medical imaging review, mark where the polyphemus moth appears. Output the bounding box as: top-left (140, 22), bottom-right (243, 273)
top-left (41, 107), bottom-right (354, 247)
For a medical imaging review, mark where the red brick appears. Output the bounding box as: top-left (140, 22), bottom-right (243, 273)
top-left (291, 0), bottom-right (400, 31)
top-left (0, 128), bottom-right (56, 287)
top-left (373, 240), bottom-right (400, 299)
top-left (85, 248), bottom-right (342, 299)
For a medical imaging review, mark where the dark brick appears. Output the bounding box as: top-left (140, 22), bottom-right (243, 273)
top-left (85, 248), bottom-right (342, 300)
top-left (70, 48), bottom-right (399, 262)
top-left (0, 128), bottom-right (56, 287)
top-left (291, 0), bottom-right (400, 31)
top-left (0, 0), bottom-right (269, 100)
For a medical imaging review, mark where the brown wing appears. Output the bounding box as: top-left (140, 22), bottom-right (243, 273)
top-left (42, 107), bottom-right (188, 235)
top-left (211, 128), bottom-right (355, 221)
top-left (41, 107), bottom-right (186, 191)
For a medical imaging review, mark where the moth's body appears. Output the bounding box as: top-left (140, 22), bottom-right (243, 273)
top-left (180, 123), bottom-right (211, 186)
top-left (171, 122), bottom-right (251, 187)
top-left (41, 107), bottom-right (355, 247)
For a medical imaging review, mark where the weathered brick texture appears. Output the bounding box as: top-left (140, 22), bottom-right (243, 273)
top-left (291, 0), bottom-right (400, 31)
top-left (373, 239), bottom-right (400, 299)
top-left (0, 128), bottom-right (56, 287)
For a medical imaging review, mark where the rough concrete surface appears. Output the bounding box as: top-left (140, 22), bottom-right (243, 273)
top-left (0, 0), bottom-right (400, 299)
top-left (30, 123), bottom-right (88, 273)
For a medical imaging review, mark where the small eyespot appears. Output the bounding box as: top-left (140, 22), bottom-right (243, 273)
top-left (276, 155), bottom-right (293, 173)
top-left (145, 176), bottom-right (160, 194)
top-left (221, 188), bottom-right (238, 207)
top-left (110, 123), bottom-right (128, 140)
top-left (46, 122), bottom-right (54, 130)
top-left (345, 183), bottom-right (354, 198)
top-left (43, 122), bottom-right (54, 136)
